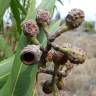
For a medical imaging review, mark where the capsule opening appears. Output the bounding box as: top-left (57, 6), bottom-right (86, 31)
top-left (21, 52), bottom-right (35, 65)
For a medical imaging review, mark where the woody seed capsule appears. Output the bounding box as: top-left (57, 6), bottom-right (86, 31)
top-left (20, 45), bottom-right (42, 65)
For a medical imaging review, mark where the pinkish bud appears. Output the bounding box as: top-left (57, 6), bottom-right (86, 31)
top-left (22, 20), bottom-right (39, 37)
top-left (36, 9), bottom-right (51, 25)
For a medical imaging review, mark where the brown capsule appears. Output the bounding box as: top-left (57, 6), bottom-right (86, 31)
top-left (22, 20), bottom-right (39, 37)
top-left (36, 9), bottom-right (51, 25)
top-left (42, 80), bottom-right (53, 94)
top-left (65, 8), bottom-right (85, 28)
top-left (20, 45), bottom-right (42, 65)
top-left (52, 50), bottom-right (68, 65)
top-left (68, 47), bottom-right (86, 64)
top-left (56, 78), bottom-right (64, 90)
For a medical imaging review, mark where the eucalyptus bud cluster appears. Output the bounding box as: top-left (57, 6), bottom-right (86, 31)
top-left (20, 8), bottom-right (86, 95)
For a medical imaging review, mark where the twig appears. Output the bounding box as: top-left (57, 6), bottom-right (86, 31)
top-left (52, 65), bottom-right (60, 96)
top-left (51, 43), bottom-right (71, 54)
top-left (39, 67), bottom-right (68, 77)
top-left (48, 24), bottom-right (70, 42)
top-left (38, 41), bottom-right (51, 67)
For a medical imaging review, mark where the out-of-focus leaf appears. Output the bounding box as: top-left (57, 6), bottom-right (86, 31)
top-left (10, 0), bottom-right (22, 35)
top-left (49, 20), bottom-right (61, 32)
top-left (58, 0), bottom-right (64, 5)
top-left (0, 56), bottom-right (14, 89)
top-left (26, 0), bottom-right (36, 20)
top-left (38, 0), bottom-right (56, 14)
top-left (16, 0), bottom-right (26, 15)
top-left (0, 35), bottom-right (13, 57)
top-left (0, 0), bottom-right (10, 23)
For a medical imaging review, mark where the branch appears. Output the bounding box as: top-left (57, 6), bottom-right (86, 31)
top-left (39, 67), bottom-right (68, 77)
top-left (48, 24), bottom-right (70, 42)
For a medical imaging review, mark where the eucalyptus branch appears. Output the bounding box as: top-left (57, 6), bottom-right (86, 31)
top-left (38, 41), bottom-right (51, 67)
top-left (39, 67), bottom-right (68, 77)
top-left (52, 65), bottom-right (59, 96)
top-left (48, 24), bottom-right (70, 42)
top-left (51, 43), bottom-right (71, 54)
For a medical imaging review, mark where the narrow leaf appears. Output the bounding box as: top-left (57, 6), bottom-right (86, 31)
top-left (10, 0), bottom-right (22, 35)
top-left (0, 35), bottom-right (13, 57)
top-left (0, 0), bottom-right (10, 23)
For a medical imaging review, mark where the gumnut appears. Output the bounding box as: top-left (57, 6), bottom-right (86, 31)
top-left (20, 45), bottom-right (42, 65)
top-left (42, 80), bottom-right (53, 94)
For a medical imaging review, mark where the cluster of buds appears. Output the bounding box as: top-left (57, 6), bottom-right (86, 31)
top-left (20, 8), bottom-right (86, 95)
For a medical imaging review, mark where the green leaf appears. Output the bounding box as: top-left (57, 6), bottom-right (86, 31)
top-left (0, 0), bottom-right (10, 23)
top-left (26, 0), bottom-right (36, 20)
top-left (0, 56), bottom-right (14, 89)
top-left (49, 20), bottom-right (61, 32)
top-left (0, 33), bottom-right (38, 96)
top-left (38, 0), bottom-right (56, 14)
top-left (10, 0), bottom-right (22, 35)
top-left (16, 0), bottom-right (26, 15)
top-left (0, 35), bottom-right (13, 57)
top-left (0, 0), bottom-right (10, 31)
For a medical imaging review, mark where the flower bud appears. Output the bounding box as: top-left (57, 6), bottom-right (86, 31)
top-left (68, 47), bottom-right (86, 64)
top-left (65, 8), bottom-right (85, 28)
top-left (36, 9), bottom-right (51, 25)
top-left (22, 20), bottom-right (39, 37)
top-left (20, 45), bottom-right (42, 65)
